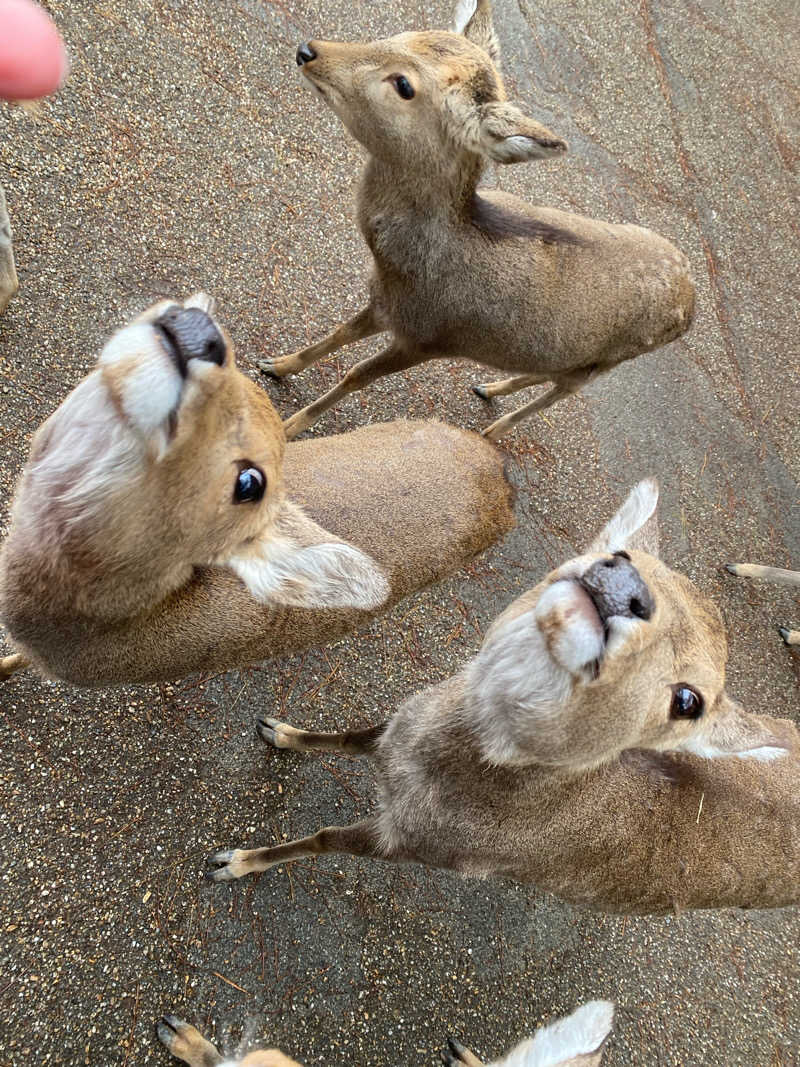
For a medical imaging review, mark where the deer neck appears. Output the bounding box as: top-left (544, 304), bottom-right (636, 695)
top-left (359, 152), bottom-right (485, 233)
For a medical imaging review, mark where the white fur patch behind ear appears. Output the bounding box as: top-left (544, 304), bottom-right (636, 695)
top-left (679, 736), bottom-right (787, 762)
top-left (588, 480), bottom-right (659, 554)
top-left (492, 1001), bottom-right (614, 1067)
top-left (226, 537), bottom-right (390, 612)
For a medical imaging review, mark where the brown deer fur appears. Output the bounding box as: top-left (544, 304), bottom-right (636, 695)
top-left (260, 0), bottom-right (695, 442)
top-left (208, 482), bottom-right (800, 914)
top-left (157, 1001), bottom-right (614, 1067)
top-left (0, 297), bottom-right (514, 686)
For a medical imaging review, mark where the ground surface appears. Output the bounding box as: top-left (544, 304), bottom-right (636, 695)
top-left (0, 0), bottom-right (798, 1064)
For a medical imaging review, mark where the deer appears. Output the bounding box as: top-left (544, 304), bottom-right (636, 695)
top-left (0, 186), bottom-right (18, 315)
top-left (258, 0), bottom-right (695, 443)
top-left (207, 480), bottom-right (800, 914)
top-left (725, 562), bottom-right (799, 647)
top-left (0, 295), bottom-right (514, 687)
top-left (157, 1001), bottom-right (614, 1067)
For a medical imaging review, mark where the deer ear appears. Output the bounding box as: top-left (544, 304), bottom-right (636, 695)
top-left (492, 1001), bottom-right (614, 1067)
top-left (588, 480), bottom-right (660, 556)
top-left (678, 695), bottom-right (793, 763)
top-left (222, 503), bottom-right (390, 611)
top-left (454, 0), bottom-right (501, 65)
top-left (478, 102), bottom-right (567, 164)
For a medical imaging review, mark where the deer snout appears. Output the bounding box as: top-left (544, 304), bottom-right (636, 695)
top-left (154, 307), bottom-right (226, 376)
top-left (579, 553), bottom-right (654, 624)
top-left (296, 42), bottom-right (317, 66)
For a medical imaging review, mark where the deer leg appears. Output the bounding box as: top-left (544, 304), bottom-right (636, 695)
top-left (282, 344), bottom-right (423, 440)
top-left (0, 187), bottom-right (19, 316)
top-left (259, 306), bottom-right (381, 378)
top-left (441, 1037), bottom-right (484, 1066)
top-left (0, 652), bottom-right (30, 681)
top-left (482, 374), bottom-right (589, 442)
top-left (472, 372), bottom-right (548, 401)
top-left (257, 717), bottom-right (386, 757)
top-left (778, 627), bottom-right (800, 646)
top-left (156, 1016), bottom-right (224, 1067)
top-left (207, 817), bottom-right (386, 882)
top-left (725, 563), bottom-right (800, 588)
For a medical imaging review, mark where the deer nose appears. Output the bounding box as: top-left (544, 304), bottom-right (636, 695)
top-left (579, 553), bottom-right (654, 624)
top-left (296, 42), bottom-right (317, 66)
top-left (154, 307), bottom-right (226, 373)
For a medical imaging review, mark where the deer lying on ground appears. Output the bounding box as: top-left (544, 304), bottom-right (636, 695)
top-left (0, 296), bottom-right (513, 686)
top-left (0, 187), bottom-right (18, 314)
top-left (209, 481), bottom-right (800, 913)
top-left (259, 0), bottom-right (694, 442)
top-left (725, 562), bottom-right (799, 646)
top-left (157, 1001), bottom-right (614, 1067)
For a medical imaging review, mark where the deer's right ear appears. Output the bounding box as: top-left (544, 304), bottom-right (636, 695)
top-left (454, 0), bottom-right (501, 65)
top-left (588, 480), bottom-right (660, 557)
top-left (477, 102), bottom-right (567, 164)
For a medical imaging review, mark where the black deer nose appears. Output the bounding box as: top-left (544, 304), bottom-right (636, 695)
top-left (579, 553), bottom-right (654, 624)
top-left (154, 307), bottom-right (226, 374)
top-left (296, 42), bottom-right (317, 66)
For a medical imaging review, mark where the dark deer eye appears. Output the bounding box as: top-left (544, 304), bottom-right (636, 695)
top-left (392, 75), bottom-right (415, 100)
top-left (234, 465), bottom-right (266, 504)
top-left (670, 684), bottom-right (704, 720)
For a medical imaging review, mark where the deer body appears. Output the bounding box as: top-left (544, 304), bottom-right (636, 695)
top-left (373, 677), bottom-right (800, 912)
top-left (209, 482), bottom-right (800, 915)
top-left (263, 1), bottom-right (694, 441)
top-left (359, 168), bottom-right (689, 379)
top-left (0, 299), bottom-right (513, 686)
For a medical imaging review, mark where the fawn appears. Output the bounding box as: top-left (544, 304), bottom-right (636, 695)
top-left (260, 0), bottom-right (694, 441)
top-left (0, 296), bottom-right (513, 686)
top-left (726, 562), bottom-right (799, 646)
top-left (157, 1001), bottom-right (614, 1067)
top-left (208, 481), bottom-right (799, 913)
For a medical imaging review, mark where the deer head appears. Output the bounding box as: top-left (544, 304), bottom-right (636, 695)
top-left (4, 296), bottom-right (388, 626)
top-left (294, 0), bottom-right (566, 176)
top-left (464, 481), bottom-right (790, 770)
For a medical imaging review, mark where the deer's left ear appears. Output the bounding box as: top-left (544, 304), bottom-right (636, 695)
top-left (588, 479), bottom-right (660, 557)
top-left (454, 0), bottom-right (501, 66)
top-left (478, 102), bottom-right (567, 164)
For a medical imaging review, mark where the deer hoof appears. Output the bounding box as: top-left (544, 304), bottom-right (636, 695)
top-left (257, 716), bottom-right (287, 748)
top-left (206, 849), bottom-right (247, 882)
top-left (441, 1037), bottom-right (471, 1065)
top-left (258, 358), bottom-right (284, 379)
top-left (778, 626), bottom-right (792, 645)
top-left (472, 384), bottom-right (491, 401)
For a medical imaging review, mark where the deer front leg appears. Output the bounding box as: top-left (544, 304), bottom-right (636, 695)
top-left (207, 817), bottom-right (384, 882)
top-left (0, 187), bottom-right (19, 316)
top-left (259, 306), bottom-right (381, 378)
top-left (282, 343), bottom-right (423, 440)
top-left (156, 1016), bottom-right (224, 1067)
top-left (257, 717), bottom-right (386, 756)
top-left (441, 1037), bottom-right (484, 1066)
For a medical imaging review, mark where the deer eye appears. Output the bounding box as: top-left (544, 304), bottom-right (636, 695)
top-left (670, 684), bottom-right (704, 720)
top-left (234, 465), bottom-right (266, 504)
top-left (391, 75), bottom-right (415, 100)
